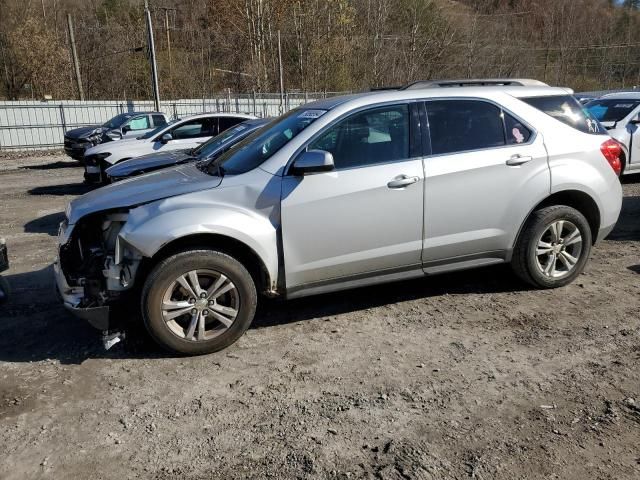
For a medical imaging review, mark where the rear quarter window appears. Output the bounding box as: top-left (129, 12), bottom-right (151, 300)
top-left (522, 95), bottom-right (603, 135)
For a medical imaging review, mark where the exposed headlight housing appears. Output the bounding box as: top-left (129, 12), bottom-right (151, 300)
top-left (85, 152), bottom-right (111, 166)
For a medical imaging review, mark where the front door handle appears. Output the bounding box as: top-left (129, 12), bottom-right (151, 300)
top-left (506, 154), bottom-right (533, 166)
top-left (387, 175), bottom-right (419, 189)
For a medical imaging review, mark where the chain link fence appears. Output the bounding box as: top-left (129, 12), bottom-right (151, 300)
top-left (0, 92), bottom-right (348, 150)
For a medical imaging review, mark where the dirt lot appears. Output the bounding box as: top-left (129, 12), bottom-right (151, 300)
top-left (0, 154), bottom-right (638, 480)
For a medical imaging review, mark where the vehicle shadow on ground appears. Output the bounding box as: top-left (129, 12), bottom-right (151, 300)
top-left (0, 263), bottom-right (527, 365)
top-left (0, 266), bottom-right (166, 365)
top-left (28, 183), bottom-right (95, 196)
top-left (20, 161), bottom-right (81, 171)
top-left (606, 195), bottom-right (640, 241)
top-left (253, 264), bottom-right (527, 330)
top-left (23, 212), bottom-right (65, 236)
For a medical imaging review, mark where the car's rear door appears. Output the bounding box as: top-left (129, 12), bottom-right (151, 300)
top-left (421, 99), bottom-right (550, 270)
top-left (281, 103), bottom-right (425, 289)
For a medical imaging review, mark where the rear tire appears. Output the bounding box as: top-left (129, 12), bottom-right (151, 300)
top-left (141, 249), bottom-right (257, 355)
top-left (511, 205), bottom-right (592, 288)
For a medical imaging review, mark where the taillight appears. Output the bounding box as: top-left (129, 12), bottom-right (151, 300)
top-left (600, 139), bottom-right (622, 176)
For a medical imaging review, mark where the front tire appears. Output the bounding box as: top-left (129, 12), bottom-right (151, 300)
top-left (141, 250), bottom-right (257, 355)
top-left (512, 205), bottom-right (592, 288)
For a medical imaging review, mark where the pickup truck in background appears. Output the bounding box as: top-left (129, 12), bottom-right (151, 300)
top-left (63, 111), bottom-right (168, 160)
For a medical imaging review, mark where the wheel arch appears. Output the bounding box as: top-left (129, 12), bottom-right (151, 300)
top-left (136, 233), bottom-right (275, 297)
top-left (514, 189), bottom-right (601, 251)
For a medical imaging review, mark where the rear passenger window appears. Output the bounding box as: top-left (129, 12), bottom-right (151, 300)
top-left (309, 105), bottom-right (409, 169)
top-left (522, 95), bottom-right (603, 135)
top-left (426, 100), bottom-right (505, 155)
top-left (152, 114), bottom-right (167, 127)
top-left (218, 116), bottom-right (245, 133)
top-left (504, 113), bottom-right (531, 144)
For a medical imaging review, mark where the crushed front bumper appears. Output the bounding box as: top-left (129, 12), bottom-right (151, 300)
top-left (53, 259), bottom-right (110, 330)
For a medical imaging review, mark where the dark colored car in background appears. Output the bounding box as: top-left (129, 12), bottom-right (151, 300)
top-left (63, 111), bottom-right (169, 160)
top-left (105, 118), bottom-right (270, 182)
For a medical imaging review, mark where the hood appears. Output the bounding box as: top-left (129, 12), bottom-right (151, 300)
top-left (106, 150), bottom-right (194, 179)
top-left (67, 163), bottom-right (221, 224)
top-left (65, 126), bottom-right (101, 139)
top-left (85, 136), bottom-right (143, 156)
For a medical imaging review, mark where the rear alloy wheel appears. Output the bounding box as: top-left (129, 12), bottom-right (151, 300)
top-left (142, 250), bottom-right (257, 355)
top-left (534, 220), bottom-right (583, 278)
top-left (512, 205), bottom-right (592, 288)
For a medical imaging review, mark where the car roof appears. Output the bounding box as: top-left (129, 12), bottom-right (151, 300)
top-left (599, 92), bottom-right (640, 100)
top-left (306, 85), bottom-right (574, 110)
top-left (120, 111), bottom-right (165, 116)
top-left (176, 112), bottom-right (256, 121)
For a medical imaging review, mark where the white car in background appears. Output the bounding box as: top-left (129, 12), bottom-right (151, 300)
top-left (83, 112), bottom-right (256, 183)
top-left (585, 92), bottom-right (640, 175)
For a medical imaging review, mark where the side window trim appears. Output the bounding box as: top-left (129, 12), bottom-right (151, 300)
top-left (423, 98), bottom-right (537, 158)
top-left (284, 101), bottom-right (421, 175)
top-left (418, 101), bottom-right (432, 157)
top-left (409, 102), bottom-right (422, 158)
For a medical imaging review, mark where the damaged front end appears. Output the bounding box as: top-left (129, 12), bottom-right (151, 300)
top-left (54, 210), bottom-right (142, 331)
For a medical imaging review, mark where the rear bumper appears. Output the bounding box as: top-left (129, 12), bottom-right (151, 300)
top-left (596, 222), bottom-right (617, 244)
top-left (53, 259), bottom-right (110, 330)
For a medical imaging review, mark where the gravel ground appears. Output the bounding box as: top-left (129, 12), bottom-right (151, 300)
top-left (0, 154), bottom-right (639, 480)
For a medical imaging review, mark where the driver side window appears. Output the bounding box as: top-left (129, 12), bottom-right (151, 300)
top-left (125, 116), bottom-right (151, 131)
top-left (309, 105), bottom-right (409, 169)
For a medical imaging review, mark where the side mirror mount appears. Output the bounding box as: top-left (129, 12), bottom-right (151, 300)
top-left (122, 125), bottom-right (131, 134)
top-left (105, 129), bottom-right (122, 140)
top-left (629, 115), bottom-right (640, 125)
top-left (161, 133), bottom-right (173, 144)
top-left (290, 149), bottom-right (335, 176)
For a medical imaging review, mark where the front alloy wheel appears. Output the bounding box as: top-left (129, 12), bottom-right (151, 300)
top-left (161, 269), bottom-right (239, 341)
top-left (142, 250), bottom-right (257, 355)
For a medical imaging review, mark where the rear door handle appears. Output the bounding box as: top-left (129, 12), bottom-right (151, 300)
top-left (506, 154), bottom-right (533, 166)
top-left (387, 175), bottom-right (419, 189)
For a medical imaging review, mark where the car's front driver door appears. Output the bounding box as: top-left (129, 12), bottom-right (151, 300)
top-left (280, 103), bottom-right (425, 291)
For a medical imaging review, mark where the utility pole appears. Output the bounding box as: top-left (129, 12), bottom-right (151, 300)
top-left (160, 7), bottom-right (173, 78)
top-left (277, 30), bottom-right (284, 114)
top-left (67, 13), bottom-right (84, 100)
top-left (144, 0), bottom-right (161, 111)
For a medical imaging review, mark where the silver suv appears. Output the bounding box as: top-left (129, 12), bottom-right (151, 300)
top-left (55, 79), bottom-right (623, 355)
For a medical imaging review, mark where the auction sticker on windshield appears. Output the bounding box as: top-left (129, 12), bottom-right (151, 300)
top-left (299, 110), bottom-right (327, 119)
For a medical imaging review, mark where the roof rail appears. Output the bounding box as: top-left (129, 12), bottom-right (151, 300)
top-left (369, 85), bottom-right (403, 92)
top-left (402, 78), bottom-right (549, 90)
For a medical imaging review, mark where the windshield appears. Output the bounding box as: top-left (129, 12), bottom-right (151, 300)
top-left (585, 99), bottom-right (640, 123)
top-left (102, 113), bottom-right (134, 130)
top-left (138, 119), bottom-right (178, 140)
top-left (206, 109), bottom-right (327, 175)
top-left (193, 123), bottom-right (254, 159)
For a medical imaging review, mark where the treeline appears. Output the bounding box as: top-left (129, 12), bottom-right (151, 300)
top-left (1, 0), bottom-right (640, 100)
